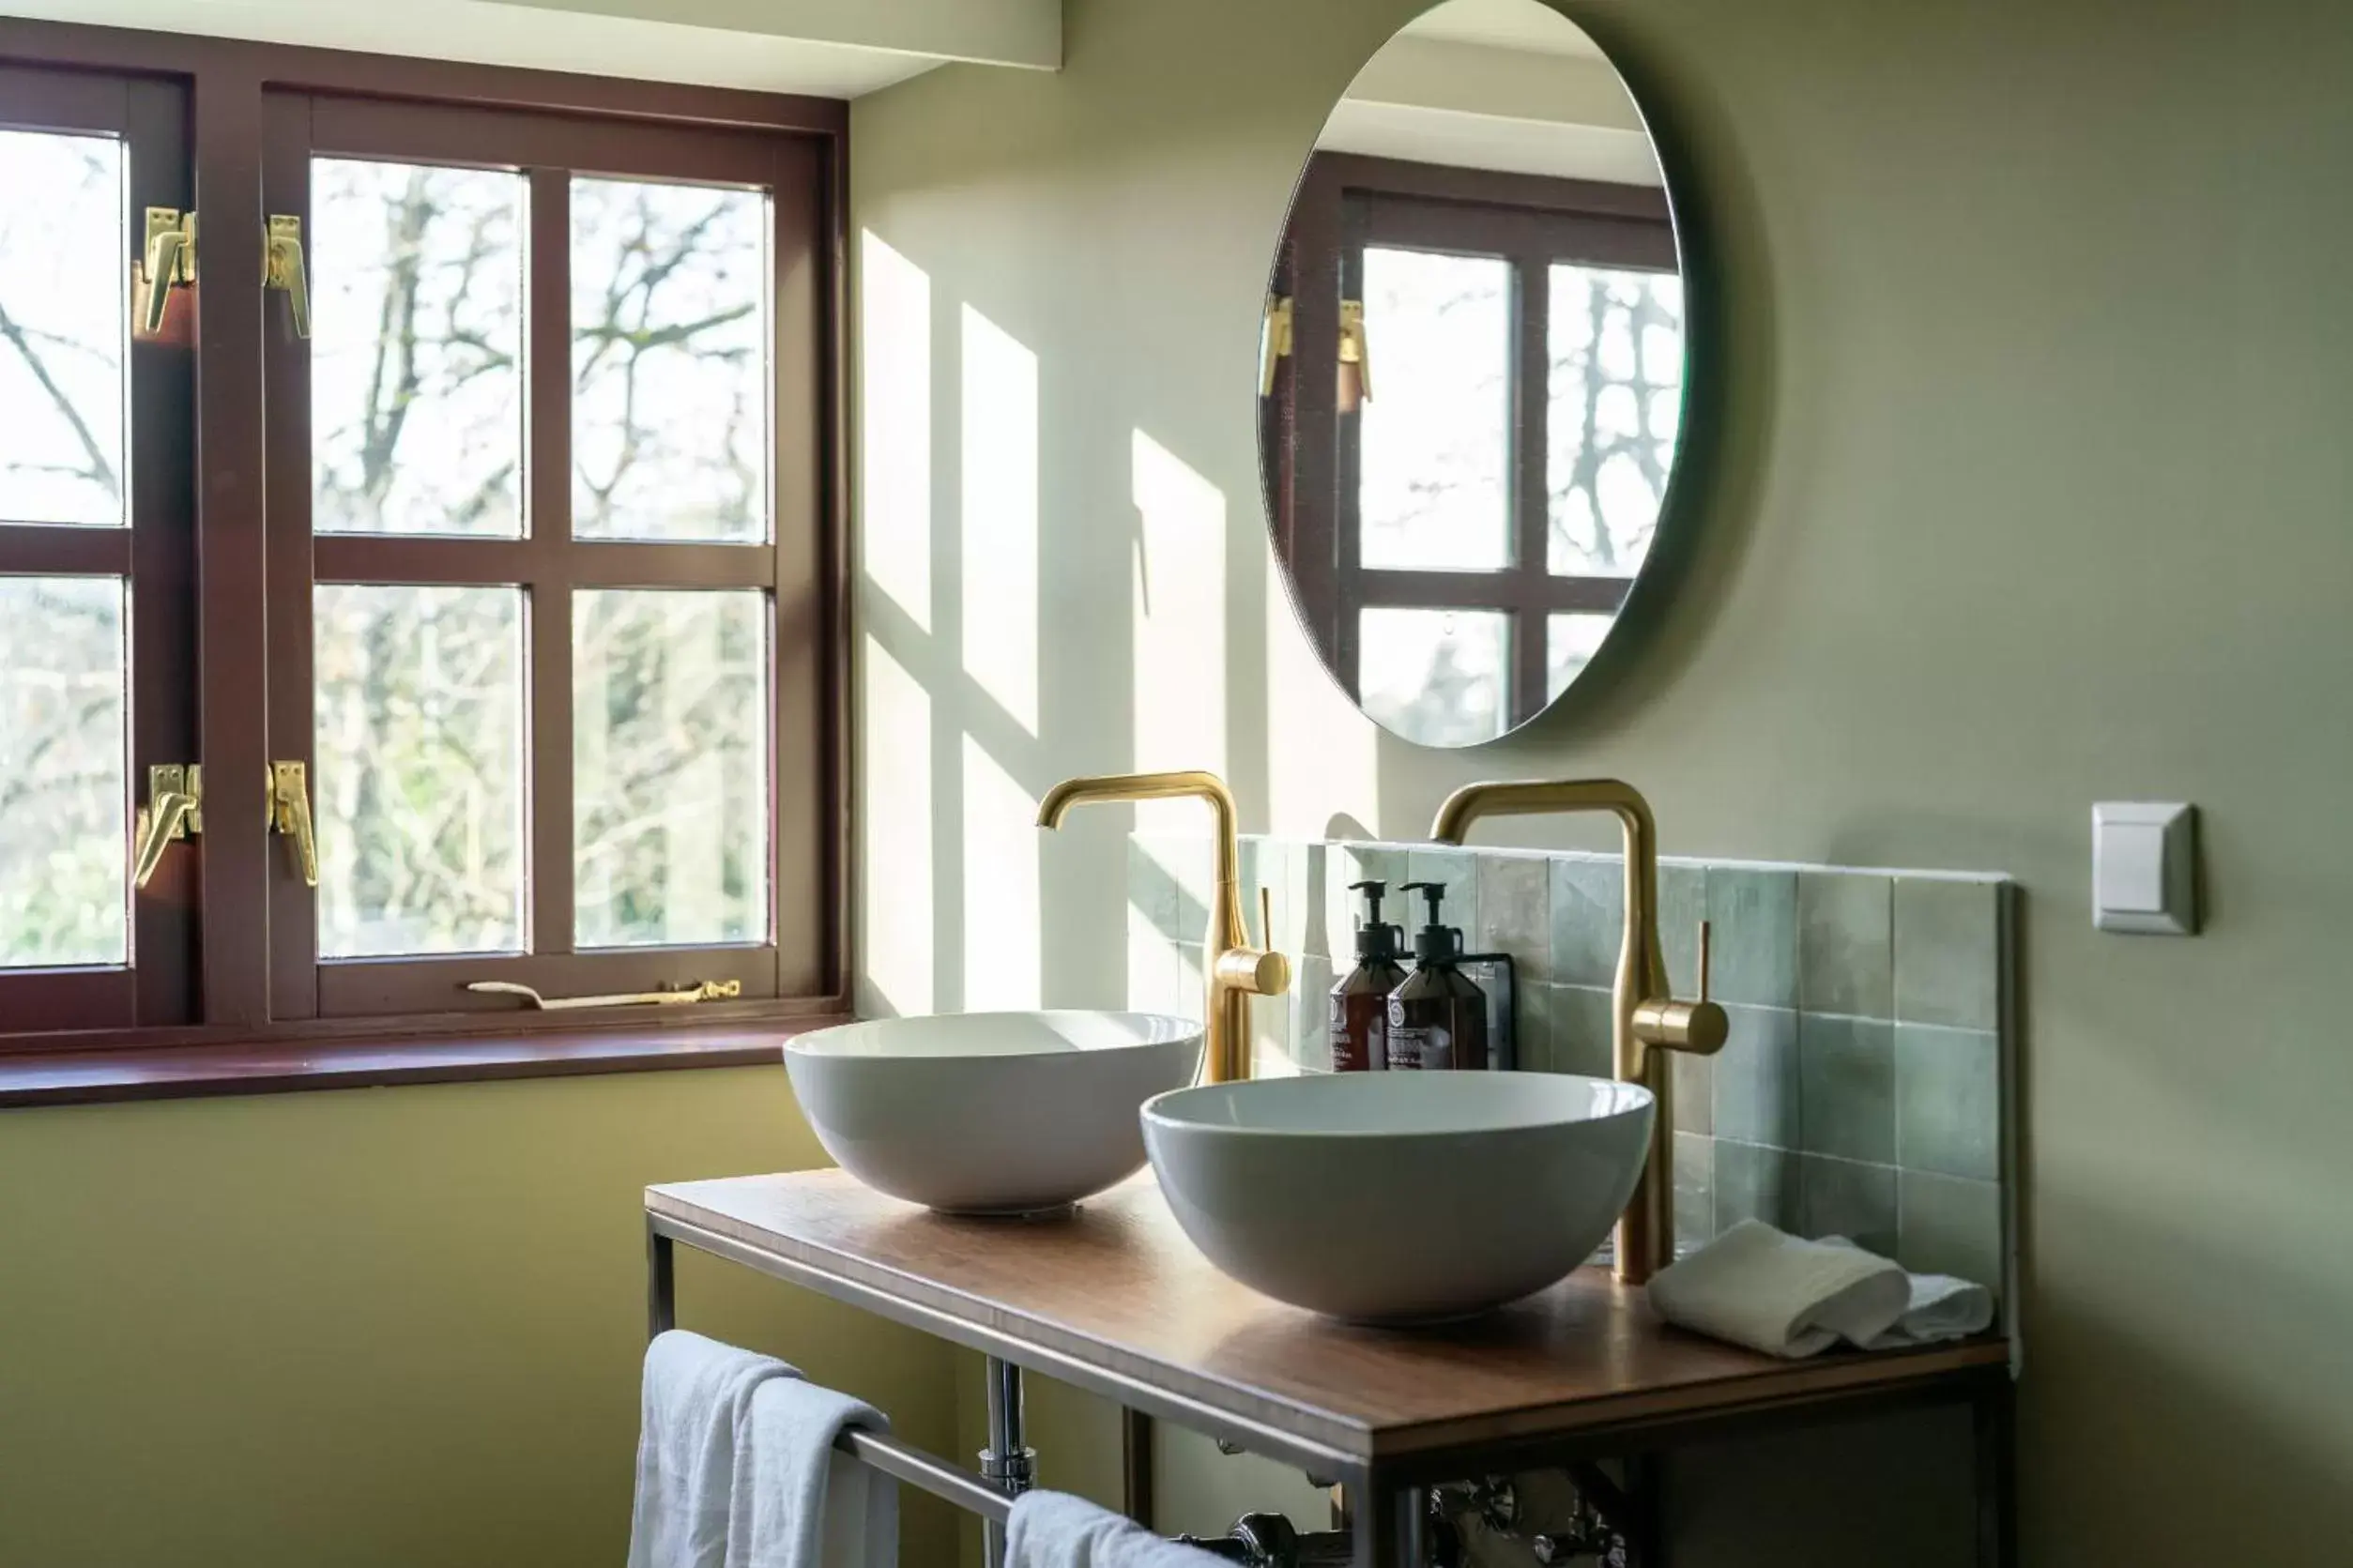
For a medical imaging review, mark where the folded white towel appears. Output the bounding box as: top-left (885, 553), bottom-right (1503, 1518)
top-left (1647, 1220), bottom-right (1992, 1358)
top-left (628, 1329), bottom-right (896, 1568)
top-left (1005, 1490), bottom-right (1233, 1568)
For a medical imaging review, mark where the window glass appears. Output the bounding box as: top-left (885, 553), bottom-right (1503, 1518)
top-left (1358, 606), bottom-right (1509, 747)
top-left (314, 584), bottom-right (527, 957)
top-left (1548, 266), bottom-right (1683, 577)
top-left (0, 131), bottom-right (126, 527)
top-left (573, 588), bottom-right (770, 948)
top-left (0, 576), bottom-right (127, 966)
top-left (572, 177), bottom-right (769, 543)
top-left (1358, 248), bottom-right (1511, 571)
top-left (1547, 611), bottom-right (1614, 705)
top-left (311, 160), bottom-right (527, 538)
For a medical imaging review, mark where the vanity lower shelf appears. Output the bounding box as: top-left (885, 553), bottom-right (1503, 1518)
top-left (643, 1168), bottom-right (2009, 1486)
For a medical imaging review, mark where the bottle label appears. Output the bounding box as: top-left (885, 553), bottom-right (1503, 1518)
top-left (1331, 992), bottom-right (1384, 1072)
top-left (1384, 999), bottom-right (1448, 1071)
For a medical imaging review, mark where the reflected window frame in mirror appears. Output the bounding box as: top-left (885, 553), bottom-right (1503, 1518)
top-left (1262, 152), bottom-right (1684, 746)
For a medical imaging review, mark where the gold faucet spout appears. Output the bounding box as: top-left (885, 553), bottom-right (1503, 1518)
top-left (1430, 777), bottom-right (1727, 1284)
top-left (1038, 769), bottom-right (1288, 1083)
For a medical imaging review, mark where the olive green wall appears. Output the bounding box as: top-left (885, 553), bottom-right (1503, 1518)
top-left (0, 1069), bottom-right (962, 1568)
top-left (849, 0), bottom-right (2353, 1562)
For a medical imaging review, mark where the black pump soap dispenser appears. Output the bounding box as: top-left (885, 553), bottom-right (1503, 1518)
top-left (1385, 880), bottom-right (1490, 1071)
top-left (1328, 880), bottom-right (1409, 1072)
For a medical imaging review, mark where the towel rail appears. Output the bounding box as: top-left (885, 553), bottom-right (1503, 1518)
top-left (837, 1426), bottom-right (1015, 1526)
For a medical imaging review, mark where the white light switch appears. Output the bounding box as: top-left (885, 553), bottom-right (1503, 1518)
top-left (2093, 803), bottom-right (2196, 935)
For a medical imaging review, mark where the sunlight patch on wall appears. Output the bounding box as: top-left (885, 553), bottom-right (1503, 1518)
top-left (959, 305), bottom-right (1040, 735)
top-left (859, 230), bottom-right (932, 632)
top-left (1266, 553), bottom-right (1379, 837)
top-left (961, 734), bottom-right (1041, 1010)
top-left (862, 633), bottom-right (933, 1016)
top-left (1130, 430), bottom-right (1226, 837)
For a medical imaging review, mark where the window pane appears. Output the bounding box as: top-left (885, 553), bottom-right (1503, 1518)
top-left (1358, 606), bottom-right (1509, 748)
top-left (1358, 248), bottom-right (1511, 572)
top-left (314, 585), bottom-right (526, 958)
top-left (574, 589), bottom-right (770, 948)
top-left (572, 178), bottom-right (768, 543)
top-left (312, 160), bottom-right (525, 538)
top-left (0, 132), bottom-right (125, 527)
top-left (0, 577), bottom-right (127, 966)
top-left (1549, 266), bottom-right (1683, 576)
top-left (1547, 612), bottom-right (1614, 705)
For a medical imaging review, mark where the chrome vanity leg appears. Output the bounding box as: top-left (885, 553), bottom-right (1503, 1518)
top-left (646, 1219), bottom-right (676, 1340)
top-left (980, 1356), bottom-right (1036, 1568)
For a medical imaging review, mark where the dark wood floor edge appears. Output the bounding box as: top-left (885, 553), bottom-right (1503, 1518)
top-left (0, 1016), bottom-right (851, 1109)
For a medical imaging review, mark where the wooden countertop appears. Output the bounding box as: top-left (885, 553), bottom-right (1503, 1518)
top-left (646, 1169), bottom-right (2009, 1477)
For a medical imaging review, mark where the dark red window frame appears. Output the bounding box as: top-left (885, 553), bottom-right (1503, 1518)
top-left (0, 18), bottom-right (849, 1072)
top-left (1267, 152), bottom-right (1676, 731)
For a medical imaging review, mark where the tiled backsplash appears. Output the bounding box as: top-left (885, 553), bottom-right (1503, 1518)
top-left (1129, 832), bottom-right (2015, 1309)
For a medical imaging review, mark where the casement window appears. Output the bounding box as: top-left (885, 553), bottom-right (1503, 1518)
top-left (1266, 153), bottom-right (1683, 744)
top-left (0, 35), bottom-right (844, 1058)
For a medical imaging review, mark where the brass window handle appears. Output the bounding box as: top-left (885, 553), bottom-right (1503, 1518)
top-left (265, 214), bottom-right (310, 339)
top-left (137, 206), bottom-right (195, 338)
top-left (130, 764), bottom-right (203, 890)
top-left (464, 979), bottom-right (743, 1012)
top-left (268, 760), bottom-right (318, 888)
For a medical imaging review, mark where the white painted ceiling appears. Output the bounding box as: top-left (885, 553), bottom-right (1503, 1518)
top-left (1398, 0), bottom-right (1604, 60)
top-left (1327, 0), bottom-right (1656, 184)
top-left (0, 0), bottom-right (1061, 98)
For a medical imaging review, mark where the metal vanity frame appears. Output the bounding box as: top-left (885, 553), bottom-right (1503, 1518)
top-left (646, 1209), bottom-right (2017, 1568)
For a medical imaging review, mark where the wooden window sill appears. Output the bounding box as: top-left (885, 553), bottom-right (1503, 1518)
top-left (0, 1015), bottom-right (850, 1108)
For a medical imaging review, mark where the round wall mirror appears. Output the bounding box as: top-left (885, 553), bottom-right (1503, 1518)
top-left (1259, 0), bottom-right (1688, 748)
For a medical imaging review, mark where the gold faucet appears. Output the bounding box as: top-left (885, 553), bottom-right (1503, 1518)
top-left (1429, 779), bottom-right (1728, 1285)
top-left (1037, 769), bottom-right (1290, 1084)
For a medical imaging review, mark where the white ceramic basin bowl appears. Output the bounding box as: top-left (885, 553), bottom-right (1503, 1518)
top-left (785, 1012), bottom-right (1202, 1214)
top-left (1142, 1071), bottom-right (1655, 1323)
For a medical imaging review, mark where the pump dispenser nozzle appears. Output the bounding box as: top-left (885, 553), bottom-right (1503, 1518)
top-left (1398, 879), bottom-right (1464, 965)
top-left (1348, 879), bottom-right (1404, 963)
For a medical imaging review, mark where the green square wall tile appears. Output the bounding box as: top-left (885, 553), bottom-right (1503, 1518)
top-left (1799, 871), bottom-right (1893, 1017)
top-left (1705, 867), bottom-right (1797, 1008)
top-left (1674, 1133), bottom-right (1716, 1256)
top-left (1661, 863), bottom-right (1705, 994)
top-left (1716, 1140), bottom-right (1798, 1232)
top-left (1896, 1024), bottom-right (2000, 1181)
top-left (1535, 985), bottom-right (1614, 1077)
top-left (1711, 1004), bottom-right (1799, 1148)
top-left (1294, 841), bottom-right (1332, 959)
top-left (1894, 877), bottom-right (2002, 1030)
top-left (1550, 855), bottom-right (1622, 987)
top-left (1290, 953), bottom-right (1335, 1072)
top-left (1900, 1171), bottom-right (2004, 1294)
top-left (1798, 1154), bottom-right (1899, 1257)
top-left (1672, 1046), bottom-right (1714, 1136)
top-left (1128, 836), bottom-right (1180, 939)
top-left (1125, 912), bottom-right (1181, 1014)
top-left (1799, 1014), bottom-right (1896, 1164)
top-left (1474, 852), bottom-right (1551, 982)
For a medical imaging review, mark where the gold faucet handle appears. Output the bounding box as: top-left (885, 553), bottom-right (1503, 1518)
top-left (1631, 919), bottom-right (1729, 1055)
top-left (1215, 947), bottom-right (1291, 997)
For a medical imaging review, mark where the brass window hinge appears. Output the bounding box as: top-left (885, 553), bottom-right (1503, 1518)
top-left (130, 763), bottom-right (203, 890)
top-left (136, 206), bottom-right (196, 339)
top-left (463, 980), bottom-right (744, 1012)
top-left (1260, 295), bottom-right (1294, 396)
top-left (265, 214), bottom-right (311, 340)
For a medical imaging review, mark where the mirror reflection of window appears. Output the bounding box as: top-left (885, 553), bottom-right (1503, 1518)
top-left (1261, 0), bottom-right (1689, 748)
